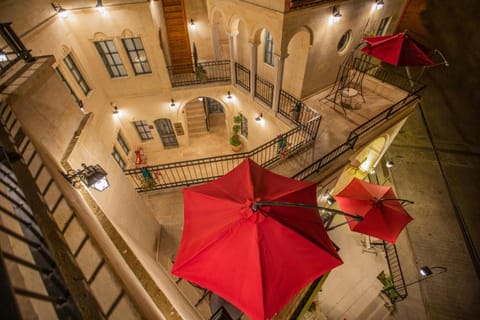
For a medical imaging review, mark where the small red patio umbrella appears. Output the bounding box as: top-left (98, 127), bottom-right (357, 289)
top-left (171, 158), bottom-right (344, 320)
top-left (334, 178), bottom-right (413, 244)
top-left (361, 32), bottom-right (434, 67)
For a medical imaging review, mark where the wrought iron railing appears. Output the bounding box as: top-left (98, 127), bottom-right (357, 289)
top-left (353, 56), bottom-right (424, 93)
top-left (382, 241), bottom-right (408, 303)
top-left (234, 62), bottom-right (250, 92)
top-left (292, 85), bottom-right (424, 181)
top-left (278, 89), bottom-right (321, 139)
top-left (287, 0), bottom-right (337, 10)
top-left (1, 22), bottom-right (35, 79)
top-left (0, 158), bottom-right (82, 319)
top-left (254, 74), bottom-right (274, 107)
top-left (124, 118), bottom-right (319, 191)
top-left (167, 60), bottom-right (231, 88)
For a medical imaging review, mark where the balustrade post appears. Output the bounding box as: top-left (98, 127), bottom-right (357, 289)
top-left (249, 40), bottom-right (259, 99)
top-left (272, 52), bottom-right (288, 113)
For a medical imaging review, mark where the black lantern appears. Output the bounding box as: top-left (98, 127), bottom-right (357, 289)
top-left (63, 163), bottom-right (110, 192)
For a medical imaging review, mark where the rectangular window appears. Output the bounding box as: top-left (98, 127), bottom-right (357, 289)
top-left (116, 131), bottom-right (130, 155)
top-left (264, 31), bottom-right (275, 66)
top-left (122, 37), bottom-right (152, 75)
top-left (133, 120), bottom-right (153, 141)
top-left (240, 113), bottom-right (248, 139)
top-left (112, 147), bottom-right (126, 169)
top-left (376, 17), bottom-right (391, 36)
top-left (55, 67), bottom-right (82, 107)
top-left (64, 54), bottom-right (91, 95)
top-left (95, 40), bottom-right (128, 78)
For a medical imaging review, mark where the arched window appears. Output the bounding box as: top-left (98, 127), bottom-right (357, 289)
top-left (264, 30), bottom-right (275, 66)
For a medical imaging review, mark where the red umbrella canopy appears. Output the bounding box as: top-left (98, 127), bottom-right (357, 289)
top-left (334, 178), bottom-right (413, 244)
top-left (171, 158), bottom-right (342, 320)
top-left (361, 32), bottom-right (434, 66)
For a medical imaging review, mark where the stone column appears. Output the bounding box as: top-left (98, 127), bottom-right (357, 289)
top-left (249, 41), bottom-right (259, 98)
top-left (272, 52), bottom-right (288, 113)
top-left (228, 31), bottom-right (238, 85)
top-left (211, 23), bottom-right (221, 60)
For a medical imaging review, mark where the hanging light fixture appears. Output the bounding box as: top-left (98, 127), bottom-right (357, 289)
top-left (63, 164), bottom-right (110, 192)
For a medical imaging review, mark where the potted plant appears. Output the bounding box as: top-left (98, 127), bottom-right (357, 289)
top-left (230, 114), bottom-right (242, 152)
top-left (377, 271), bottom-right (399, 301)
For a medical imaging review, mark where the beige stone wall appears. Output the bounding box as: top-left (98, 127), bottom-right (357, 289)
top-left (7, 57), bottom-right (84, 162)
top-left (281, 0), bottom-right (407, 98)
top-left (185, 0), bottom-right (215, 61)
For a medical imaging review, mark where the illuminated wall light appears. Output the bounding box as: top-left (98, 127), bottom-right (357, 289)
top-left (111, 102), bottom-right (119, 117)
top-left (0, 51), bottom-right (7, 62)
top-left (63, 164), bottom-right (110, 192)
top-left (51, 2), bottom-right (69, 18)
top-left (329, 6), bottom-right (342, 24)
top-left (376, 0), bottom-right (385, 10)
top-left (198, 96), bottom-right (204, 101)
top-left (96, 0), bottom-right (106, 14)
top-left (190, 18), bottom-right (196, 30)
top-left (227, 91), bottom-right (232, 99)
top-left (255, 113), bottom-right (264, 124)
top-left (170, 98), bottom-right (176, 108)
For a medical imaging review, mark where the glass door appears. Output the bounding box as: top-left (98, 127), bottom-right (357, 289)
top-left (153, 118), bottom-right (178, 148)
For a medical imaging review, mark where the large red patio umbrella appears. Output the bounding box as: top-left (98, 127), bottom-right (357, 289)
top-left (361, 32), bottom-right (434, 66)
top-left (334, 178), bottom-right (413, 244)
top-left (171, 158), bottom-right (344, 320)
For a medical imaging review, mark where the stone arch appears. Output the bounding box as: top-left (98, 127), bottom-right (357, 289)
top-left (282, 27), bottom-right (313, 97)
top-left (231, 15), bottom-right (250, 65)
top-left (284, 25), bottom-right (314, 50)
top-left (210, 6), bottom-right (227, 28)
top-left (120, 29), bottom-right (136, 38)
top-left (92, 32), bottom-right (110, 41)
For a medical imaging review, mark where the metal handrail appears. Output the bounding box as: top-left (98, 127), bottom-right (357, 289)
top-left (124, 117), bottom-right (320, 191)
top-left (234, 62), bottom-right (250, 92)
top-left (382, 241), bottom-right (408, 303)
top-left (292, 86), bottom-right (424, 181)
top-left (254, 74), bottom-right (274, 107)
top-left (167, 60), bottom-right (230, 87)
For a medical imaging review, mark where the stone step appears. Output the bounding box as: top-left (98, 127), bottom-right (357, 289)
top-left (188, 122), bottom-right (207, 130)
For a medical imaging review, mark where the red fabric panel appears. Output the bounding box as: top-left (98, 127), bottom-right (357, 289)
top-left (172, 158), bottom-right (342, 320)
top-left (335, 178), bottom-right (413, 243)
top-left (362, 32), bottom-right (434, 66)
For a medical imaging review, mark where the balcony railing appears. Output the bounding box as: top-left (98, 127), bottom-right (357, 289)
top-left (234, 62), bottom-right (250, 92)
top-left (278, 89), bottom-right (321, 139)
top-left (124, 115), bottom-right (319, 191)
top-left (382, 241), bottom-right (408, 303)
top-left (167, 60), bottom-right (231, 88)
top-left (353, 56), bottom-right (425, 93)
top-left (286, 0), bottom-right (337, 10)
top-left (292, 85), bottom-right (424, 181)
top-left (254, 74), bottom-right (274, 108)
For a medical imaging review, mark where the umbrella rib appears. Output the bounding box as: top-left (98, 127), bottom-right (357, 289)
top-left (253, 201), bottom-right (363, 221)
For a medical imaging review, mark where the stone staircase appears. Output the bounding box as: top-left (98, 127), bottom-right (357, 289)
top-left (185, 101), bottom-right (208, 136)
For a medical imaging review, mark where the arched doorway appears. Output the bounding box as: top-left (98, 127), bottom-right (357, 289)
top-left (184, 96), bottom-right (226, 138)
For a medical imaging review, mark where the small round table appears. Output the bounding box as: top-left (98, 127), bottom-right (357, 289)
top-left (341, 88), bottom-right (359, 110)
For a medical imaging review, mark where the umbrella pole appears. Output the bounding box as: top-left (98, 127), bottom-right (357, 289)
top-left (377, 198), bottom-right (414, 206)
top-left (252, 201), bottom-right (363, 221)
